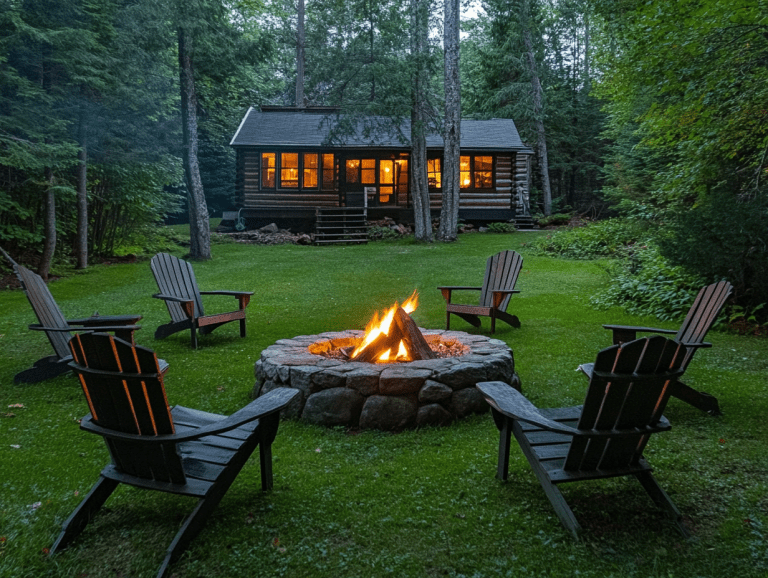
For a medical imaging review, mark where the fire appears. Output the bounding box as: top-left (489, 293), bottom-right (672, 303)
top-left (351, 290), bottom-right (419, 362)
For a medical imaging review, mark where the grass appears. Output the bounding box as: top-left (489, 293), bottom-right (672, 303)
top-left (1, 231), bottom-right (766, 578)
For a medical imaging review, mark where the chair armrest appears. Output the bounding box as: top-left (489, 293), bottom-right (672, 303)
top-left (29, 323), bottom-right (141, 333)
top-left (66, 314), bottom-right (143, 326)
top-left (438, 286), bottom-right (482, 303)
top-left (602, 324), bottom-right (677, 345)
top-left (477, 381), bottom-right (580, 435)
top-left (199, 290), bottom-right (254, 297)
top-left (152, 293), bottom-right (195, 317)
top-left (477, 381), bottom-right (672, 437)
top-left (80, 387), bottom-right (299, 443)
top-left (199, 290), bottom-right (252, 309)
top-left (490, 289), bottom-right (521, 308)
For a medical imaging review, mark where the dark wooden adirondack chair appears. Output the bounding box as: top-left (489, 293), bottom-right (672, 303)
top-left (583, 280), bottom-right (732, 415)
top-left (438, 250), bottom-right (523, 333)
top-left (1, 249), bottom-right (146, 384)
top-left (477, 336), bottom-right (690, 539)
top-left (150, 252), bottom-right (254, 348)
top-left (51, 332), bottom-right (299, 578)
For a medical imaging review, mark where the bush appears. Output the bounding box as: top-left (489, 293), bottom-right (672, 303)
top-left (486, 222), bottom-right (516, 234)
top-left (591, 243), bottom-right (707, 321)
top-left (659, 191), bottom-right (768, 321)
top-left (532, 218), bottom-right (646, 260)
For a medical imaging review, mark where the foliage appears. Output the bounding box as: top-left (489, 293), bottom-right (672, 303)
top-left (591, 243), bottom-right (707, 322)
top-left (535, 212), bottom-right (572, 227)
top-left (367, 225), bottom-right (403, 240)
top-left (592, 0), bottom-right (768, 313)
top-left (485, 221), bottom-right (516, 234)
top-left (531, 217), bottom-right (645, 260)
top-left (1, 234), bottom-right (767, 578)
top-left (657, 190), bottom-right (768, 321)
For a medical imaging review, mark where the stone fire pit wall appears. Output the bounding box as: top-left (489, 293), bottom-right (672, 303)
top-left (253, 329), bottom-right (519, 431)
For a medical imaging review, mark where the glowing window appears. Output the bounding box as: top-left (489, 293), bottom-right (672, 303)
top-left (261, 153), bottom-right (276, 188)
top-left (427, 158), bottom-right (442, 188)
top-left (322, 154), bottom-right (335, 190)
top-left (281, 153), bottom-right (299, 188)
top-left (474, 156), bottom-right (493, 189)
top-left (460, 156), bottom-right (471, 189)
top-left (361, 159), bottom-right (376, 184)
top-left (303, 154), bottom-right (318, 188)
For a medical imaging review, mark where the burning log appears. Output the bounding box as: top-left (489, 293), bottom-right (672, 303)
top-left (351, 307), bottom-right (436, 363)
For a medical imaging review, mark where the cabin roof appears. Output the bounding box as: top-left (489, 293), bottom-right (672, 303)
top-left (230, 107), bottom-right (533, 153)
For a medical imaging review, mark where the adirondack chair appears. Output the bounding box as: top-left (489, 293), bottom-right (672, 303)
top-left (582, 280), bottom-right (732, 416)
top-left (477, 336), bottom-right (690, 539)
top-left (150, 252), bottom-right (254, 348)
top-left (50, 332), bottom-right (299, 578)
top-left (438, 250), bottom-right (523, 333)
top-left (1, 248), bottom-right (149, 384)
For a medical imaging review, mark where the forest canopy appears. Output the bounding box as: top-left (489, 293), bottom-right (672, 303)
top-left (1, 0), bottom-right (765, 316)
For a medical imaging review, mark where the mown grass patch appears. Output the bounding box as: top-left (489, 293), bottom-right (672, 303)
top-left (1, 231), bottom-right (766, 577)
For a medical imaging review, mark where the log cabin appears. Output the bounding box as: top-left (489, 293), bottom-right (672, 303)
top-left (229, 106), bottom-right (533, 232)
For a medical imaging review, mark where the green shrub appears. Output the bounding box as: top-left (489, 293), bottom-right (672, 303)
top-left (591, 243), bottom-right (707, 321)
top-left (368, 225), bottom-right (403, 240)
top-left (486, 222), bottom-right (516, 234)
top-left (536, 212), bottom-right (574, 227)
top-left (532, 218), bottom-right (646, 260)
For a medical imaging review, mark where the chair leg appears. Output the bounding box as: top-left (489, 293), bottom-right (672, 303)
top-left (635, 470), bottom-right (691, 538)
top-left (50, 476), bottom-right (119, 554)
top-left (446, 310), bottom-right (451, 330)
top-left (190, 321), bottom-right (198, 349)
top-left (156, 494), bottom-right (228, 578)
top-left (670, 380), bottom-right (722, 416)
top-left (258, 412), bottom-right (282, 491)
top-left (240, 317), bottom-right (247, 338)
top-left (511, 420), bottom-right (582, 539)
top-left (496, 414), bottom-right (512, 481)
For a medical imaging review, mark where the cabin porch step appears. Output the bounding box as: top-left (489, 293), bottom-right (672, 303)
top-left (314, 207), bottom-right (368, 245)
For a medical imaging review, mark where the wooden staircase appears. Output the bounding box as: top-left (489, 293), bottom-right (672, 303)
top-left (314, 207), bottom-right (368, 245)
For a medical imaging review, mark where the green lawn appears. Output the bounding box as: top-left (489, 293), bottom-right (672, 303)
top-left (1, 232), bottom-right (766, 578)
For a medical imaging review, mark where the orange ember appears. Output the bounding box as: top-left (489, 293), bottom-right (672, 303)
top-left (351, 290), bottom-right (419, 362)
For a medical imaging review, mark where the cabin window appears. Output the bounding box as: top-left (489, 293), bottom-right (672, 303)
top-left (303, 154), bottom-right (318, 188)
top-left (380, 160), bottom-right (394, 203)
top-left (460, 156), bottom-right (471, 188)
top-left (281, 153), bottom-right (299, 188)
top-left (322, 154), bottom-right (335, 190)
top-left (474, 156), bottom-right (493, 188)
top-left (346, 159), bottom-right (360, 183)
top-left (460, 155), bottom-right (494, 189)
top-left (361, 159), bottom-right (376, 184)
top-left (428, 158), bottom-right (442, 188)
top-left (261, 153), bottom-right (276, 188)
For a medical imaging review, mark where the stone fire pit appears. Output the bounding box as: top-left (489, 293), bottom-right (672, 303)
top-left (253, 329), bottom-right (519, 431)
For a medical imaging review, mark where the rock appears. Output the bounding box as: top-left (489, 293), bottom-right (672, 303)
top-left (418, 380), bottom-right (453, 403)
top-left (451, 387), bottom-right (489, 418)
top-left (259, 223), bottom-right (279, 233)
top-left (416, 403), bottom-right (453, 427)
top-left (359, 395), bottom-right (417, 430)
top-left (302, 388), bottom-right (365, 427)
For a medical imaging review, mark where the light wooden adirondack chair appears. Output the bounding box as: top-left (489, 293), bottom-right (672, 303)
top-left (1, 248), bottom-right (147, 383)
top-left (438, 250), bottom-right (523, 333)
top-left (582, 280), bottom-right (732, 415)
top-left (477, 336), bottom-right (690, 539)
top-left (50, 332), bottom-right (298, 578)
top-left (150, 252), bottom-right (254, 348)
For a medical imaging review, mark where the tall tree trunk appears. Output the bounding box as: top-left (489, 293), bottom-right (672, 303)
top-left (296, 0), bottom-right (305, 107)
top-left (39, 168), bottom-right (56, 281)
top-left (409, 0), bottom-right (432, 242)
top-left (76, 102), bottom-right (88, 269)
top-left (178, 27), bottom-right (211, 260)
top-left (522, 20), bottom-right (552, 216)
top-left (438, 0), bottom-right (461, 242)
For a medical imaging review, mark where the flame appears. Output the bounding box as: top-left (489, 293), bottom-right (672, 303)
top-left (351, 290), bottom-right (419, 362)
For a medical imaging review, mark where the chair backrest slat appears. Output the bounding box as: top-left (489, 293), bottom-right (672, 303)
top-left (479, 250), bottom-right (523, 310)
top-left (676, 280), bottom-right (732, 367)
top-left (567, 336), bottom-right (685, 473)
top-left (69, 333), bottom-right (182, 483)
top-left (16, 265), bottom-right (72, 358)
top-left (150, 253), bottom-right (205, 323)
